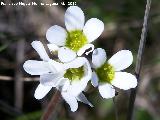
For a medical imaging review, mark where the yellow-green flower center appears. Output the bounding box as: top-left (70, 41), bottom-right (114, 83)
top-left (65, 30), bottom-right (88, 52)
top-left (64, 66), bottom-right (84, 81)
top-left (96, 63), bottom-right (115, 83)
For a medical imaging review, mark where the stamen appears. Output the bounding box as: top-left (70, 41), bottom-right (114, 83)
top-left (96, 63), bottom-right (115, 83)
top-left (64, 66), bottom-right (84, 81)
top-left (65, 30), bottom-right (88, 52)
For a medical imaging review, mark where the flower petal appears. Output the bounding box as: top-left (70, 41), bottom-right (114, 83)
top-left (48, 59), bottom-right (64, 73)
top-left (58, 47), bottom-right (76, 63)
top-left (108, 50), bottom-right (133, 71)
top-left (23, 60), bottom-right (51, 75)
top-left (77, 44), bottom-right (94, 56)
top-left (83, 18), bottom-right (104, 42)
top-left (111, 72), bottom-right (137, 90)
top-left (61, 79), bottom-right (70, 92)
top-left (31, 41), bottom-right (50, 61)
top-left (91, 71), bottom-right (99, 87)
top-left (98, 83), bottom-right (115, 99)
top-left (40, 73), bottom-right (64, 87)
top-left (81, 58), bottom-right (92, 84)
top-left (68, 58), bottom-right (92, 96)
top-left (34, 84), bottom-right (52, 100)
top-left (62, 91), bottom-right (78, 112)
top-left (76, 93), bottom-right (93, 107)
top-left (65, 6), bottom-right (85, 31)
top-left (92, 48), bottom-right (107, 68)
top-left (63, 57), bottom-right (86, 70)
top-left (46, 25), bottom-right (67, 46)
top-left (47, 44), bottom-right (59, 52)
top-left (55, 78), bottom-right (69, 91)
top-left (67, 81), bottom-right (86, 97)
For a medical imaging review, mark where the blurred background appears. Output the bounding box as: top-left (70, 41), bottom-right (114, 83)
top-left (0, 0), bottom-right (160, 120)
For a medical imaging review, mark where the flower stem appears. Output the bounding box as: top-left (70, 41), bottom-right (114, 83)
top-left (113, 97), bottom-right (119, 120)
top-left (41, 90), bottom-right (61, 120)
top-left (127, 0), bottom-right (152, 120)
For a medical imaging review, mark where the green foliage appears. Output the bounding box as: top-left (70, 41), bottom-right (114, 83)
top-left (136, 109), bottom-right (153, 120)
top-left (14, 111), bottom-right (42, 120)
top-left (0, 44), bottom-right (9, 52)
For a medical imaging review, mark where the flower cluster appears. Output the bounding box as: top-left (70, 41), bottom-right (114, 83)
top-left (23, 6), bottom-right (137, 112)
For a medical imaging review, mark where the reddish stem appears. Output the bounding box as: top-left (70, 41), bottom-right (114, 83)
top-left (41, 90), bottom-right (61, 120)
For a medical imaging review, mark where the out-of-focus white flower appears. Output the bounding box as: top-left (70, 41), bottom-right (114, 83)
top-left (23, 41), bottom-right (93, 112)
top-left (46, 6), bottom-right (104, 63)
top-left (91, 48), bottom-right (137, 99)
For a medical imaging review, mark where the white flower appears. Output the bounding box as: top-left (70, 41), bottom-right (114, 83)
top-left (91, 48), bottom-right (137, 99)
top-left (45, 44), bottom-right (92, 97)
top-left (41, 44), bottom-right (92, 97)
top-left (46, 6), bottom-right (104, 63)
top-left (39, 56), bottom-right (92, 96)
top-left (34, 56), bottom-right (93, 112)
top-left (23, 41), bottom-right (64, 76)
top-left (23, 41), bottom-right (93, 112)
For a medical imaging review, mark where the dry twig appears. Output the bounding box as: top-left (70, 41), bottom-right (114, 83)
top-left (127, 0), bottom-right (152, 120)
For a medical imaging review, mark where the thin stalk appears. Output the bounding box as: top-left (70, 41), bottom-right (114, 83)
top-left (127, 0), bottom-right (152, 120)
top-left (113, 97), bottom-right (119, 120)
top-left (14, 39), bottom-right (25, 110)
top-left (41, 90), bottom-right (61, 120)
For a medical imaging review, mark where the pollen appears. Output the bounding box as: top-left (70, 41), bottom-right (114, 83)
top-left (64, 66), bottom-right (84, 81)
top-left (65, 30), bottom-right (88, 52)
top-left (96, 63), bottom-right (115, 83)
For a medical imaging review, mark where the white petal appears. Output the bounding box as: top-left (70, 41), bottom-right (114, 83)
top-left (23, 60), bottom-right (50, 75)
top-left (98, 83), bottom-right (115, 99)
top-left (91, 71), bottom-right (99, 87)
top-left (83, 18), bottom-right (104, 42)
top-left (111, 72), bottom-right (137, 90)
top-left (61, 79), bottom-right (70, 92)
top-left (77, 44), bottom-right (94, 56)
top-left (63, 57), bottom-right (86, 70)
top-left (47, 44), bottom-right (59, 52)
top-left (76, 93), bottom-right (93, 107)
top-left (82, 58), bottom-right (92, 84)
top-left (34, 84), bottom-right (52, 100)
top-left (40, 73), bottom-right (63, 87)
top-left (80, 58), bottom-right (92, 85)
top-left (108, 50), bottom-right (133, 71)
top-left (55, 78), bottom-right (69, 91)
top-left (65, 6), bottom-right (85, 31)
top-left (68, 58), bottom-right (92, 96)
top-left (67, 81), bottom-right (86, 97)
top-left (48, 59), bottom-right (64, 73)
top-left (58, 47), bottom-right (76, 63)
top-left (62, 92), bottom-right (78, 112)
top-left (31, 41), bottom-right (50, 61)
top-left (92, 48), bottom-right (107, 68)
top-left (46, 25), bottom-right (67, 46)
